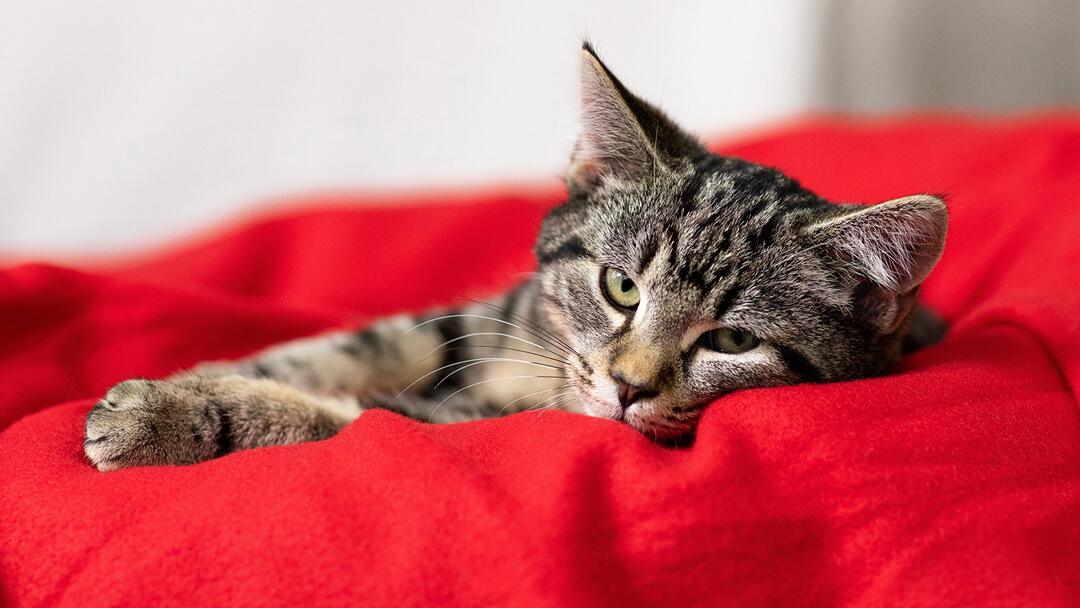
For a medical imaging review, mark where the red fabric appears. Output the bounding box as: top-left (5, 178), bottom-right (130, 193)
top-left (3, 115), bottom-right (1080, 607)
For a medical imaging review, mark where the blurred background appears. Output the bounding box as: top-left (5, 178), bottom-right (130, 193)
top-left (2, 0), bottom-right (1078, 258)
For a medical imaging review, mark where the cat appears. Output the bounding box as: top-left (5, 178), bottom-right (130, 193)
top-left (84, 43), bottom-right (948, 471)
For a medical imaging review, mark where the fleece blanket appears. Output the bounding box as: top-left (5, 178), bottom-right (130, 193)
top-left (2, 115), bottom-right (1080, 607)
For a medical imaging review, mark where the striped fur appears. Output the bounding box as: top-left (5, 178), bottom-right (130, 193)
top-left (85, 44), bottom-right (948, 469)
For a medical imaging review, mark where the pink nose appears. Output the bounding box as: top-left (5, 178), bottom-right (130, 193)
top-left (612, 374), bottom-right (659, 408)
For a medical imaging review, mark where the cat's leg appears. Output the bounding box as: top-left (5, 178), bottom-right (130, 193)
top-left (84, 311), bottom-right (457, 470)
top-left (84, 374), bottom-right (360, 471)
top-left (85, 280), bottom-right (571, 470)
top-left (197, 313), bottom-right (453, 398)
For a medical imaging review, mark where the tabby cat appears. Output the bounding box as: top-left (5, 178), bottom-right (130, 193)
top-left (85, 44), bottom-right (948, 470)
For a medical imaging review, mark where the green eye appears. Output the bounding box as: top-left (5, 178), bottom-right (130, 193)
top-left (602, 267), bottom-right (640, 310)
top-left (698, 327), bottom-right (760, 354)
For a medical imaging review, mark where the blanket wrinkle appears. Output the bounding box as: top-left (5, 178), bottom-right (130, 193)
top-left (3, 115), bottom-right (1080, 607)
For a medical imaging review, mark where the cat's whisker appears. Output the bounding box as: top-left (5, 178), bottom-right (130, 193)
top-left (466, 344), bottom-right (566, 367)
top-left (402, 313), bottom-right (572, 357)
top-left (533, 393), bottom-right (578, 418)
top-left (397, 356), bottom-right (561, 398)
top-left (528, 391), bottom-right (576, 414)
top-left (428, 375), bottom-right (567, 422)
top-left (431, 358), bottom-right (562, 392)
top-left (469, 299), bottom-right (598, 376)
top-left (468, 297), bottom-right (576, 355)
top-left (421, 331), bottom-right (554, 362)
top-left (530, 386), bottom-right (573, 409)
top-left (396, 344), bottom-right (566, 383)
top-left (498, 384), bottom-right (570, 416)
top-left (467, 299), bottom-right (578, 358)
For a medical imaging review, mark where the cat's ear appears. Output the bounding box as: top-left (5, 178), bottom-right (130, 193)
top-left (568, 43), bottom-right (706, 194)
top-left (804, 195), bottom-right (949, 334)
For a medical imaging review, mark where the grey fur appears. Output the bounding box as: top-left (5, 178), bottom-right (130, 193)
top-left (84, 44), bottom-right (948, 470)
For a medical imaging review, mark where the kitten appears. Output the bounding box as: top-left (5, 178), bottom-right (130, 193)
top-left (84, 43), bottom-right (948, 470)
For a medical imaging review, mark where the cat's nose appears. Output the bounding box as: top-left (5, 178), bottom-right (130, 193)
top-left (612, 373), bottom-right (659, 408)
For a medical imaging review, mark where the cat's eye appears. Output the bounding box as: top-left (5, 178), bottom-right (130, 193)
top-left (601, 267), bottom-right (640, 310)
top-left (698, 327), bottom-right (760, 354)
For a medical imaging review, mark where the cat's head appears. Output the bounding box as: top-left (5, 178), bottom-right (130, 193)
top-left (535, 43), bottom-right (948, 440)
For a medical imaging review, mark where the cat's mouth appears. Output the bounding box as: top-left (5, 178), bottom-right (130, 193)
top-left (566, 361), bottom-right (700, 440)
top-left (573, 386), bottom-right (698, 441)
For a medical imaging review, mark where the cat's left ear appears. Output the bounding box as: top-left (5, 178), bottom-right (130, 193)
top-left (804, 194), bottom-right (949, 334)
top-left (568, 43), bottom-right (706, 194)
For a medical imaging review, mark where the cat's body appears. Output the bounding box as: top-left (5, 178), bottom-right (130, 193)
top-left (84, 44), bottom-right (948, 470)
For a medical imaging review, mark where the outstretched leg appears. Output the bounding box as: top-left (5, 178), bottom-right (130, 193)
top-left (84, 374), bottom-right (361, 470)
top-left (84, 279), bottom-right (573, 470)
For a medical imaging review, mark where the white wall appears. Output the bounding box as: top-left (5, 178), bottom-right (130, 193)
top-left (0, 1), bottom-right (822, 258)
top-left (2, 1), bottom-right (1077, 259)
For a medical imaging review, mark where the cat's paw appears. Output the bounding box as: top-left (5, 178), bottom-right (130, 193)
top-left (84, 379), bottom-right (217, 471)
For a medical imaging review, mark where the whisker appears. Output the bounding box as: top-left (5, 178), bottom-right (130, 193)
top-left (403, 313), bottom-right (572, 357)
top-left (533, 392), bottom-right (578, 418)
top-left (468, 299), bottom-right (597, 376)
top-left (428, 375), bottom-right (566, 421)
top-left (466, 345), bottom-right (566, 366)
top-left (527, 391), bottom-right (576, 413)
top-left (397, 356), bottom-right (561, 397)
top-left (423, 332), bottom-right (553, 361)
top-left (498, 384), bottom-right (570, 416)
top-left (467, 298), bottom-right (577, 357)
top-left (432, 358), bottom-right (562, 391)
top-left (396, 344), bottom-right (565, 383)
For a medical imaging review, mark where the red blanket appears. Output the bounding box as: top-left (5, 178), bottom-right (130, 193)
top-left (2, 116), bottom-right (1079, 607)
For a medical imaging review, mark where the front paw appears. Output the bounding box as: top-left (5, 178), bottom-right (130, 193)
top-left (84, 379), bottom-right (218, 471)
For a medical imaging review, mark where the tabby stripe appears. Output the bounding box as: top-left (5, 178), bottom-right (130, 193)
top-left (734, 169), bottom-right (778, 199)
top-left (214, 402), bottom-right (234, 456)
top-left (776, 345), bottom-right (824, 383)
top-left (693, 239), bottom-right (731, 286)
top-left (612, 313), bottom-right (634, 340)
top-left (737, 198), bottom-right (771, 227)
top-left (678, 155), bottom-right (726, 215)
top-left (426, 316), bottom-right (467, 393)
top-left (636, 234), bottom-right (660, 274)
top-left (537, 236), bottom-right (590, 265)
top-left (578, 356), bottom-right (594, 377)
top-left (680, 265), bottom-right (709, 290)
top-left (336, 340), bottom-right (363, 358)
top-left (756, 212), bottom-right (783, 248)
top-left (666, 226), bottom-right (681, 269)
top-left (356, 329), bottom-right (388, 357)
top-left (713, 285), bottom-right (742, 319)
top-left (700, 206), bottom-right (726, 228)
top-left (498, 285), bottom-right (523, 325)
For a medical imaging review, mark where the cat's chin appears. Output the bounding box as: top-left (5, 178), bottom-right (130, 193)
top-left (575, 390), bottom-right (698, 444)
top-left (625, 416), bottom-right (698, 445)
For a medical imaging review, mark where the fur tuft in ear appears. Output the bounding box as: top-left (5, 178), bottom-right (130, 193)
top-left (568, 43), bottom-right (706, 194)
top-left (804, 194), bottom-right (949, 333)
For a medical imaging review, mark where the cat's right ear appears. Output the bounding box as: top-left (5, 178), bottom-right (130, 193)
top-left (567, 43), bottom-right (704, 195)
top-left (803, 194), bottom-right (949, 335)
